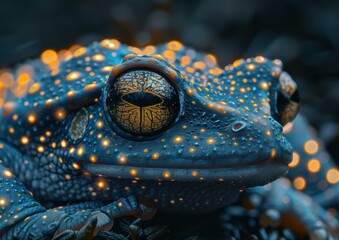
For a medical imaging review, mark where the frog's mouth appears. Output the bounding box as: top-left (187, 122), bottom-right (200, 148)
top-left (83, 160), bottom-right (289, 187)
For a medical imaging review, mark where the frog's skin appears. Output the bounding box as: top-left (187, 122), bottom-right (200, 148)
top-left (0, 40), bottom-right (338, 239)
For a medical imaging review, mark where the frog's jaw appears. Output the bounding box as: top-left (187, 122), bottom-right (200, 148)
top-left (83, 161), bottom-right (288, 187)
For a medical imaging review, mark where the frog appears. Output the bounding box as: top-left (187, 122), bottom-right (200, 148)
top-left (0, 39), bottom-right (338, 239)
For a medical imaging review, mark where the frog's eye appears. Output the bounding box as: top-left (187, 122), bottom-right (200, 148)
top-left (276, 72), bottom-right (300, 126)
top-left (105, 56), bottom-right (182, 140)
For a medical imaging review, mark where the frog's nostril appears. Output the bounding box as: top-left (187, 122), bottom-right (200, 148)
top-left (231, 121), bottom-right (247, 132)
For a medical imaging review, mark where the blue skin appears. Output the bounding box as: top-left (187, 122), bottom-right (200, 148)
top-left (0, 40), bottom-right (338, 239)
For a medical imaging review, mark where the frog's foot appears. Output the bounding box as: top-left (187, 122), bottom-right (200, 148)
top-left (243, 178), bottom-right (339, 240)
top-left (7, 196), bottom-right (157, 240)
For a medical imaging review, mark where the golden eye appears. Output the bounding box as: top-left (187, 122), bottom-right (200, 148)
top-left (106, 70), bottom-right (180, 138)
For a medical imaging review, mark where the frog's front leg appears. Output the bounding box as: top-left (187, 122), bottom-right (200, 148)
top-left (0, 142), bottom-right (156, 239)
top-left (243, 179), bottom-right (339, 240)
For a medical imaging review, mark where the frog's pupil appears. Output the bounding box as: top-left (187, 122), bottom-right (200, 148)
top-left (122, 92), bottom-right (162, 107)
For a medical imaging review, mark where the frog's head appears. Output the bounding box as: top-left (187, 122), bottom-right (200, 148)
top-left (0, 40), bottom-right (299, 211)
top-left (79, 51), bottom-right (299, 188)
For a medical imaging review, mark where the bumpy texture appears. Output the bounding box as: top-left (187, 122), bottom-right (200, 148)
top-left (0, 40), bottom-right (338, 239)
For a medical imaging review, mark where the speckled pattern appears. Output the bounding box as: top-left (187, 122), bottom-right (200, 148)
top-left (0, 40), bottom-right (338, 239)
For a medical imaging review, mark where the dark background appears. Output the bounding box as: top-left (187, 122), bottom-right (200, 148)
top-left (0, 0), bottom-right (338, 161)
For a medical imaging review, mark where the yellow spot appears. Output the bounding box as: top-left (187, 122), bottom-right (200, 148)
top-left (283, 122), bottom-right (293, 134)
top-left (118, 202), bottom-right (123, 207)
top-left (307, 159), bottom-right (321, 173)
top-left (271, 149), bottom-right (276, 158)
top-left (3, 170), bottom-right (13, 178)
top-left (73, 47), bottom-right (86, 57)
top-left (102, 139), bottom-right (110, 147)
top-left (55, 109), bottom-right (66, 120)
top-left (29, 83), bottom-right (40, 94)
top-left (9, 128), bottom-right (14, 134)
top-left (163, 171), bottom-right (171, 178)
top-left (118, 154), bottom-right (127, 163)
top-left (101, 66), bottom-right (113, 72)
top-left (101, 39), bottom-right (120, 50)
top-left (96, 121), bottom-right (104, 128)
top-left (37, 146), bottom-right (44, 153)
top-left (77, 147), bottom-right (84, 156)
top-left (72, 163), bottom-right (80, 170)
top-left (152, 153), bottom-right (159, 160)
top-left (193, 61), bottom-right (206, 70)
top-left (27, 113), bottom-right (37, 124)
top-left (130, 169), bottom-right (138, 176)
top-left (65, 174), bottom-right (71, 180)
top-left (254, 56), bottom-right (265, 63)
top-left (207, 138), bottom-right (215, 144)
top-left (167, 41), bottom-right (183, 51)
top-left (41, 50), bottom-right (58, 65)
top-left (260, 82), bottom-right (269, 90)
top-left (174, 136), bottom-right (183, 144)
top-left (61, 140), bottom-right (67, 148)
top-left (233, 142), bottom-right (239, 147)
top-left (265, 130), bottom-right (271, 137)
top-left (42, 215), bottom-right (48, 220)
top-left (326, 168), bottom-right (339, 184)
top-left (66, 72), bottom-right (80, 81)
top-left (97, 180), bottom-right (106, 189)
top-left (90, 155), bottom-right (97, 163)
top-left (189, 148), bottom-right (196, 153)
top-left (21, 136), bottom-right (29, 145)
top-left (247, 64), bottom-right (255, 70)
top-left (233, 59), bottom-right (243, 67)
top-left (304, 140), bottom-right (319, 155)
top-left (93, 54), bottom-right (105, 62)
top-left (293, 176), bottom-right (306, 190)
top-left (192, 171), bottom-right (198, 177)
top-left (0, 198), bottom-right (6, 206)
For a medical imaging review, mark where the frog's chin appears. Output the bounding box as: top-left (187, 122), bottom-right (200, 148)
top-left (83, 162), bottom-right (289, 187)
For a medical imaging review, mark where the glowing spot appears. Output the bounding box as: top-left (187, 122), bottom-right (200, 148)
top-left (174, 136), bottom-right (183, 144)
top-left (293, 176), bottom-right (306, 190)
top-left (37, 146), bottom-right (44, 153)
top-left (21, 136), bottom-right (29, 145)
top-left (101, 66), bottom-right (113, 72)
top-left (260, 82), bottom-right (269, 91)
top-left (326, 169), bottom-right (339, 184)
top-left (288, 152), bottom-right (299, 168)
top-left (60, 140), bottom-right (67, 148)
top-left (77, 147), bottom-right (84, 156)
top-left (66, 72), bottom-right (80, 81)
top-left (265, 130), bottom-right (271, 137)
top-left (41, 50), bottom-right (58, 65)
top-left (193, 61), bottom-right (206, 70)
top-left (27, 113), bottom-right (37, 124)
top-left (0, 198), bottom-right (6, 206)
top-left (93, 54), bottom-right (105, 62)
top-left (271, 149), bottom-right (276, 158)
top-left (29, 83), bottom-right (40, 94)
top-left (307, 159), bottom-right (321, 173)
top-left (233, 59), bottom-right (243, 67)
top-left (189, 148), bottom-right (196, 153)
top-left (118, 202), bottom-right (123, 207)
top-left (97, 180), bottom-right (106, 189)
top-left (73, 47), bottom-right (86, 57)
top-left (304, 140), bottom-right (318, 155)
top-left (118, 154), bottom-right (127, 163)
top-left (254, 56), bottom-right (265, 63)
top-left (207, 138), bottom-right (215, 144)
top-left (3, 170), bottom-right (13, 178)
top-left (101, 39), bottom-right (120, 50)
top-left (96, 121), bottom-right (104, 128)
top-left (247, 64), bottom-right (255, 70)
top-left (130, 169), bottom-right (138, 176)
top-left (233, 142), bottom-right (239, 147)
top-left (167, 41), bottom-right (183, 51)
top-left (102, 139), bottom-right (110, 147)
top-left (72, 163), bottom-right (80, 170)
top-left (192, 171), bottom-right (198, 177)
top-left (55, 109), bottom-right (66, 120)
top-left (163, 171), bottom-right (171, 178)
top-left (152, 153), bottom-right (159, 160)
top-left (90, 155), bottom-right (97, 163)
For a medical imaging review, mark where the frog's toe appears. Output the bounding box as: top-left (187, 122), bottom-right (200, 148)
top-left (245, 178), bottom-right (338, 239)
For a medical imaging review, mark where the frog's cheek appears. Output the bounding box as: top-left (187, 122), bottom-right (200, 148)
top-left (69, 107), bottom-right (89, 141)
